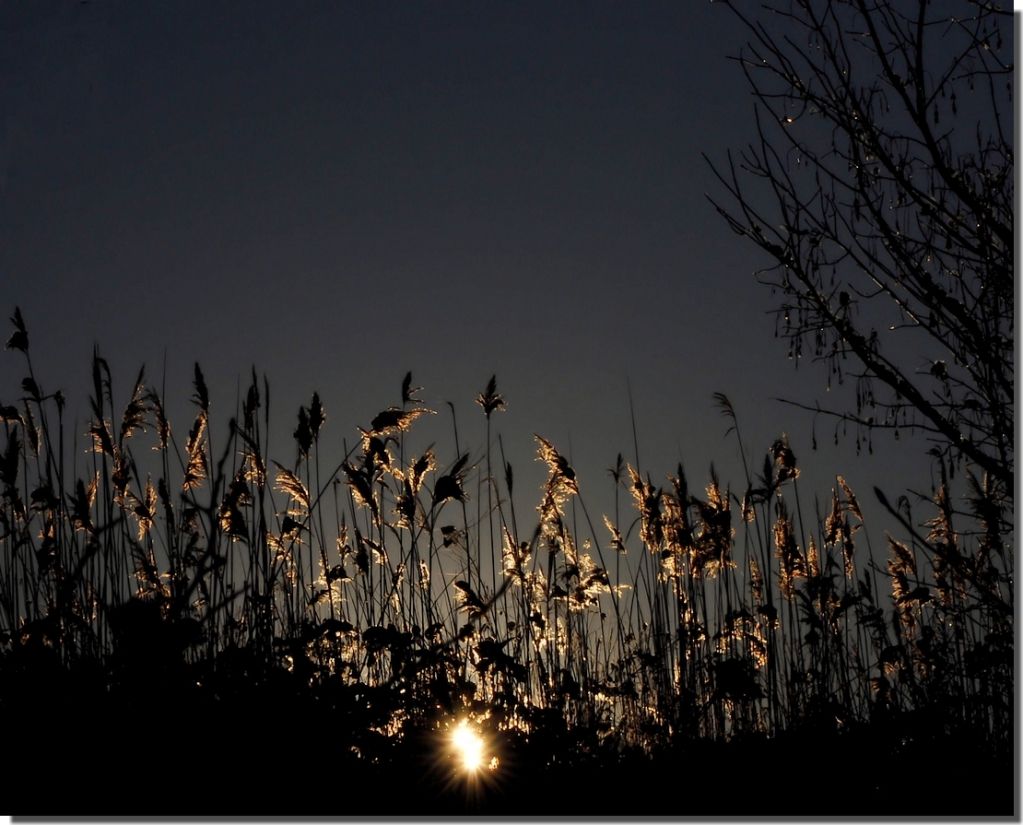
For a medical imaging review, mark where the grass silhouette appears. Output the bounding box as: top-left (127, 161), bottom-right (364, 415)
top-left (0, 307), bottom-right (1011, 815)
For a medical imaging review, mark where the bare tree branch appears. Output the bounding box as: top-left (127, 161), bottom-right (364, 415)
top-left (709, 0), bottom-right (1013, 492)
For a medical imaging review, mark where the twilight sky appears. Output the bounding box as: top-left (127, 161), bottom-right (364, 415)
top-left (0, 1), bottom-right (928, 544)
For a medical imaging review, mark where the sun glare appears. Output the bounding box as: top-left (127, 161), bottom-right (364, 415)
top-left (451, 719), bottom-right (485, 772)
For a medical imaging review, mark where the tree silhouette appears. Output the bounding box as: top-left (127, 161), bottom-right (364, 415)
top-left (708, 0), bottom-right (1012, 492)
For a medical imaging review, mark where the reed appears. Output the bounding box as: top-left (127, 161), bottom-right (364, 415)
top-left (0, 307), bottom-right (1011, 813)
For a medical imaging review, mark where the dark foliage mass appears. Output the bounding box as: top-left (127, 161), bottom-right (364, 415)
top-left (0, 306), bottom-right (1011, 815)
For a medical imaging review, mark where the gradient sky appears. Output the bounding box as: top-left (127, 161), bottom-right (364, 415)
top-left (0, 1), bottom-right (931, 547)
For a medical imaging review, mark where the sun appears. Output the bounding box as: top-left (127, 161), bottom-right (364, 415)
top-left (436, 714), bottom-right (503, 793)
top-left (451, 719), bottom-right (485, 773)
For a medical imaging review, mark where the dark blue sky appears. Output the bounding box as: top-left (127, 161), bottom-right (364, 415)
top-left (0, 1), bottom-right (927, 542)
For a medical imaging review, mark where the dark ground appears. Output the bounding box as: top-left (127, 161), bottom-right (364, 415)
top-left (2, 654), bottom-right (1012, 817)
